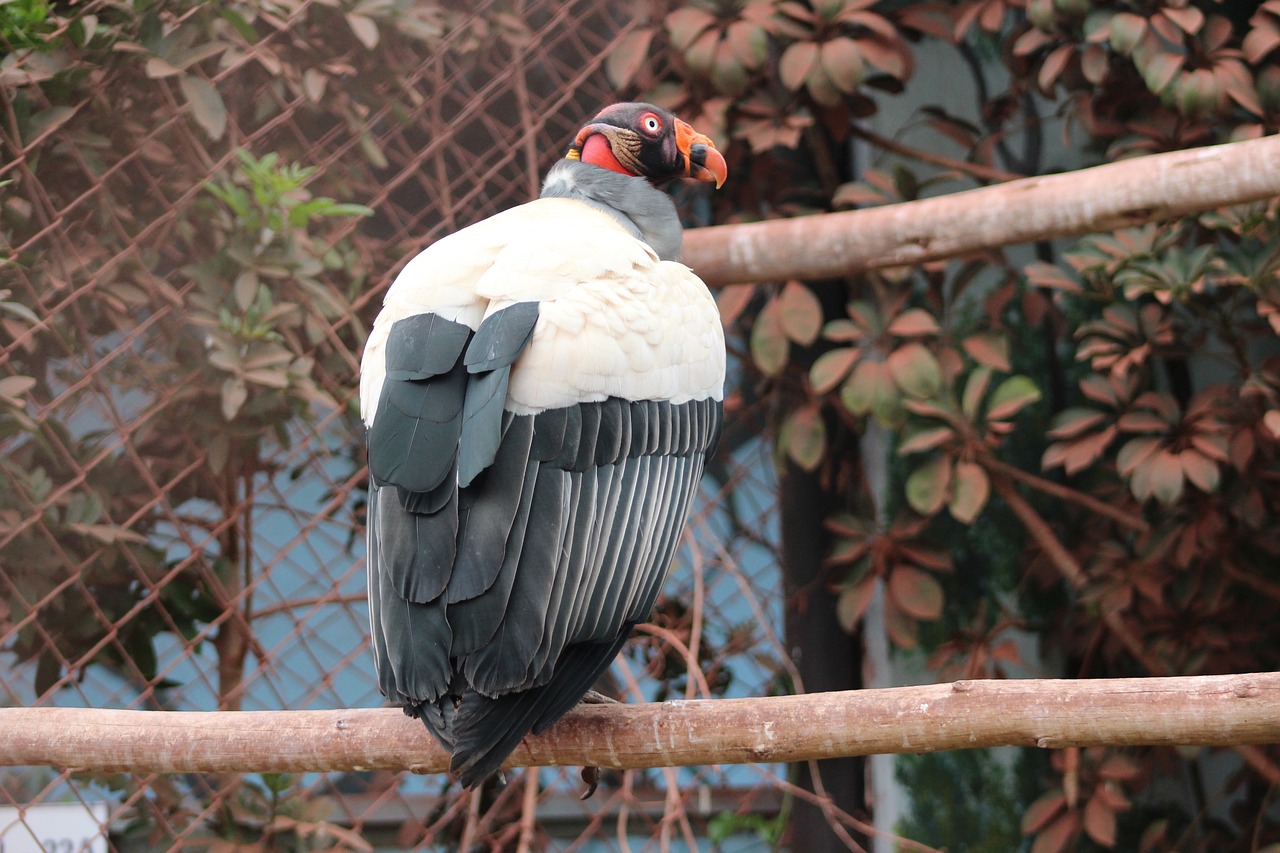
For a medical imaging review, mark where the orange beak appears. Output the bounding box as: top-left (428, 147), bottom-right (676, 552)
top-left (675, 118), bottom-right (728, 188)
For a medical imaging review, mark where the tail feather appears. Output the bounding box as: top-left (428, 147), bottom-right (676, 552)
top-left (405, 697), bottom-right (457, 751)
top-left (448, 630), bottom-right (635, 788)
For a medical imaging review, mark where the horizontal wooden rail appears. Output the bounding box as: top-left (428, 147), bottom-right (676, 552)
top-left (2, 673), bottom-right (1277, 775)
top-left (683, 135), bottom-right (1280, 286)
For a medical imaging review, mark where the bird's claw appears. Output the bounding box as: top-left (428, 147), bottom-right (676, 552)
top-left (579, 766), bottom-right (600, 800)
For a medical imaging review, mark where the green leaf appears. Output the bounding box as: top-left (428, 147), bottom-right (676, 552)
top-left (841, 358), bottom-right (895, 419)
top-left (145, 56), bottom-right (184, 79)
top-left (836, 578), bottom-right (876, 633)
top-left (666, 6), bottom-right (716, 52)
top-left (781, 404), bottom-right (826, 472)
top-left (179, 74), bottom-right (226, 141)
top-left (750, 297), bottom-right (789, 376)
top-left (1108, 12), bottom-right (1147, 55)
top-left (0, 374), bottom-right (36, 403)
top-left (809, 347), bottom-right (859, 394)
top-left (986, 375), bottom-right (1041, 421)
top-left (221, 376), bottom-right (248, 420)
top-left (346, 13), bottom-right (379, 48)
top-left (949, 460), bottom-right (990, 523)
top-left (962, 366), bottom-right (993, 420)
top-left (886, 341), bottom-right (943, 399)
top-left (905, 454), bottom-right (952, 516)
top-left (28, 105), bottom-right (78, 142)
top-left (777, 281), bottom-right (823, 345)
top-left (889, 565), bottom-right (944, 620)
top-left (962, 331), bottom-right (1011, 372)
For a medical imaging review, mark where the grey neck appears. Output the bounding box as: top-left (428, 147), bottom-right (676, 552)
top-left (540, 159), bottom-right (683, 262)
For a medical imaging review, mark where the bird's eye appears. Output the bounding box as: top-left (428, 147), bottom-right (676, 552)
top-left (641, 113), bottom-right (662, 134)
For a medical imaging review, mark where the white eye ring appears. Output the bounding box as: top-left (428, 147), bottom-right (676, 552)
top-left (643, 114), bottom-right (661, 133)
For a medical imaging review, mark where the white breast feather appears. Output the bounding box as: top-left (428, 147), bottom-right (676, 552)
top-left (360, 196), bottom-right (726, 425)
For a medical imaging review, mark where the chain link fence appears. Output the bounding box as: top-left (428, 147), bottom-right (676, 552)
top-left (0, 1), bottom-right (827, 848)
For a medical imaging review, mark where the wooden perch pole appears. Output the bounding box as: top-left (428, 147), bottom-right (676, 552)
top-left (682, 134), bottom-right (1280, 287)
top-left (3, 673), bottom-right (1278, 775)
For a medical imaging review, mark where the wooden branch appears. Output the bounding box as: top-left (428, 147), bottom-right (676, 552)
top-left (3, 674), bottom-right (1278, 775)
top-left (683, 135), bottom-right (1280, 287)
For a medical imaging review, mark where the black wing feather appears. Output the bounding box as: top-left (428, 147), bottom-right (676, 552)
top-left (367, 301), bottom-right (724, 787)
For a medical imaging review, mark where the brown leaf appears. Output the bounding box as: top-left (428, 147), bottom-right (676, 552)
top-left (1037, 44), bottom-right (1073, 94)
top-left (1132, 448), bottom-right (1185, 504)
top-left (779, 41), bottom-right (820, 91)
top-left (836, 578), bottom-right (876, 632)
top-left (1243, 25), bottom-right (1280, 64)
top-left (819, 37), bottom-right (865, 94)
top-left (1137, 46), bottom-right (1183, 95)
top-left (884, 598), bottom-right (919, 648)
top-left (725, 20), bottom-right (767, 69)
top-left (1043, 425), bottom-right (1118, 475)
top-left (1160, 5), bottom-right (1204, 35)
top-left (1116, 435), bottom-right (1162, 477)
top-left (889, 565), bottom-right (944, 621)
top-left (606, 28), bottom-right (654, 89)
top-left (1081, 43), bottom-right (1109, 85)
top-left (1097, 754), bottom-right (1142, 782)
top-left (886, 308), bottom-right (940, 337)
top-left (1031, 812), bottom-right (1080, 853)
top-left (1179, 450), bottom-right (1219, 493)
top-left (897, 426), bottom-right (955, 456)
top-left (716, 283), bottom-right (756, 327)
top-left (1022, 791), bottom-right (1068, 835)
top-left (1047, 407), bottom-right (1110, 441)
top-left (1083, 793), bottom-right (1118, 847)
top-left (1025, 261), bottom-right (1081, 292)
top-left (1265, 409), bottom-right (1280, 439)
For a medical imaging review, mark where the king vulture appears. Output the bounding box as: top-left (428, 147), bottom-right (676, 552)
top-left (361, 103), bottom-right (728, 787)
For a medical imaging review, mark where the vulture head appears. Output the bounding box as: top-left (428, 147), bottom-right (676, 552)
top-left (568, 102), bottom-right (728, 188)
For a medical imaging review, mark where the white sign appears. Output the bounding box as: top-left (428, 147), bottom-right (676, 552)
top-left (0, 803), bottom-right (108, 853)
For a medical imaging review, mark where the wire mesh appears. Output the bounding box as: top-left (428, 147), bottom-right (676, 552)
top-left (0, 1), bottom-right (835, 849)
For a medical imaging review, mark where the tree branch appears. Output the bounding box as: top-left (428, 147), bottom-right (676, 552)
top-left (3, 674), bottom-right (1278, 775)
top-left (683, 135), bottom-right (1280, 287)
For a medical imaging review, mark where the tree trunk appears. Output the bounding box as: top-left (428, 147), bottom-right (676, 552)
top-left (780, 460), bottom-right (868, 851)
